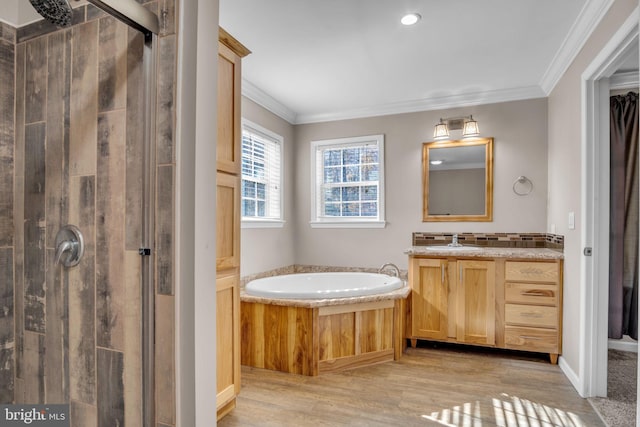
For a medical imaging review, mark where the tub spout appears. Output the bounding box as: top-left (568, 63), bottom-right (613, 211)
top-left (378, 262), bottom-right (401, 278)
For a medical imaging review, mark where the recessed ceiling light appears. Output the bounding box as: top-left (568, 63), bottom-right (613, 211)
top-left (401, 13), bottom-right (421, 26)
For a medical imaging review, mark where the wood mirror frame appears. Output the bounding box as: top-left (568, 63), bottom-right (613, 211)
top-left (422, 137), bottom-right (494, 222)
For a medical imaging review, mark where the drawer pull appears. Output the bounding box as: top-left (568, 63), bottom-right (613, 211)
top-left (520, 312), bottom-right (543, 318)
top-left (519, 335), bottom-right (542, 340)
top-left (522, 290), bottom-right (553, 297)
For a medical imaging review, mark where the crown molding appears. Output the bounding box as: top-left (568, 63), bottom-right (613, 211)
top-left (241, 79), bottom-right (297, 124)
top-left (243, 80), bottom-right (546, 125)
top-left (242, 0), bottom-right (615, 125)
top-left (610, 71), bottom-right (639, 90)
top-left (539, 0), bottom-right (614, 95)
top-left (294, 86), bottom-right (546, 124)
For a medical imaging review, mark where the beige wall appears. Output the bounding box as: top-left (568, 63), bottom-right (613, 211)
top-left (290, 98), bottom-right (549, 270)
top-left (547, 0), bottom-right (637, 380)
top-left (241, 97), bottom-right (297, 276)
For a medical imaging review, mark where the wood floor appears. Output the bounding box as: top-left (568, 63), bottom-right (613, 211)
top-left (219, 343), bottom-right (604, 426)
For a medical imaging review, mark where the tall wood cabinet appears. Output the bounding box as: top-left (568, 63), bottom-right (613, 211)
top-left (216, 28), bottom-right (250, 421)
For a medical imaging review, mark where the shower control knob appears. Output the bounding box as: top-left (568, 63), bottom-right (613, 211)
top-left (55, 225), bottom-right (85, 267)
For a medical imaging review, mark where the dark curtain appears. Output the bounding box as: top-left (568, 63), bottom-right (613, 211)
top-left (609, 92), bottom-right (639, 340)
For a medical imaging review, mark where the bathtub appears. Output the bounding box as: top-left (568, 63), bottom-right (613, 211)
top-left (240, 271), bottom-right (410, 376)
top-left (244, 272), bottom-right (404, 299)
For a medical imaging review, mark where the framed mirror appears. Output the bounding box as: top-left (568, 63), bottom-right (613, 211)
top-left (422, 137), bottom-right (493, 222)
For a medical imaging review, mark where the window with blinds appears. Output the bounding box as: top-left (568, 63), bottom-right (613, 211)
top-left (241, 120), bottom-right (283, 224)
top-left (310, 134), bottom-right (385, 228)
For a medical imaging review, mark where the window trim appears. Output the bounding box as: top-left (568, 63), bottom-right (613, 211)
top-left (240, 119), bottom-right (284, 228)
top-left (309, 134), bottom-right (386, 229)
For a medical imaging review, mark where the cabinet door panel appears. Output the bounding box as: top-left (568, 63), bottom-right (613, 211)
top-left (217, 42), bottom-right (242, 174)
top-left (456, 260), bottom-right (496, 345)
top-left (410, 258), bottom-right (448, 339)
top-left (216, 172), bottom-right (240, 271)
top-left (216, 273), bottom-right (240, 408)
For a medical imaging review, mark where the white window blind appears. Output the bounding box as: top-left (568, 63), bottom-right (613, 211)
top-left (241, 120), bottom-right (283, 223)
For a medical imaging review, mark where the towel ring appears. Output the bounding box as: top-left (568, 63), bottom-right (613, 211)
top-left (513, 176), bottom-right (533, 196)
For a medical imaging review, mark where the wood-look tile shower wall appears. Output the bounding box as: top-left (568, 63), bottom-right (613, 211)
top-left (0, 1), bottom-right (178, 425)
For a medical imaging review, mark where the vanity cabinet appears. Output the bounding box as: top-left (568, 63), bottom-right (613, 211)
top-left (409, 258), bottom-right (495, 346)
top-left (503, 261), bottom-right (562, 364)
top-left (456, 260), bottom-right (496, 345)
top-left (408, 255), bottom-right (562, 363)
top-left (216, 28), bottom-right (250, 421)
top-left (410, 258), bottom-right (449, 340)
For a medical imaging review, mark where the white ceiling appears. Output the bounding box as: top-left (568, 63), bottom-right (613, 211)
top-left (219, 0), bottom-right (626, 124)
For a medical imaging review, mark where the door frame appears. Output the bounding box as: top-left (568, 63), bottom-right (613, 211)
top-left (580, 7), bottom-right (638, 398)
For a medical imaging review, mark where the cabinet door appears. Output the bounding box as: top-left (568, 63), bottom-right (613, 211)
top-left (410, 258), bottom-right (448, 339)
top-left (217, 42), bottom-right (242, 174)
top-left (216, 273), bottom-right (240, 415)
top-left (456, 260), bottom-right (496, 345)
top-left (216, 172), bottom-right (240, 271)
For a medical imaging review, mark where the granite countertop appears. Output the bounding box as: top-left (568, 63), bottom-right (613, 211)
top-left (240, 284), bottom-right (411, 308)
top-left (404, 246), bottom-right (564, 260)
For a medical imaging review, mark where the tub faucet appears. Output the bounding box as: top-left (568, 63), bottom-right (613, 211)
top-left (379, 262), bottom-right (401, 278)
top-left (448, 234), bottom-right (462, 247)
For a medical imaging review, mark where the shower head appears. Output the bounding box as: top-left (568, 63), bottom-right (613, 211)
top-left (29, 0), bottom-right (73, 28)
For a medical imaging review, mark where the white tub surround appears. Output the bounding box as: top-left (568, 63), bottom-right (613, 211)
top-left (244, 272), bottom-right (404, 299)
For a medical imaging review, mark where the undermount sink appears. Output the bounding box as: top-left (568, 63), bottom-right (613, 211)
top-left (424, 245), bottom-right (482, 251)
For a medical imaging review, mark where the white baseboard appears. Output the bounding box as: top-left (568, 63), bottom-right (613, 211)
top-left (608, 338), bottom-right (638, 353)
top-left (559, 356), bottom-right (585, 397)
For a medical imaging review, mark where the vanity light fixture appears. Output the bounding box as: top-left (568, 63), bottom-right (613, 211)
top-left (432, 115), bottom-right (480, 140)
top-left (462, 115), bottom-right (480, 137)
top-left (433, 119), bottom-right (450, 140)
top-left (430, 160), bottom-right (443, 165)
top-left (401, 13), bottom-right (421, 26)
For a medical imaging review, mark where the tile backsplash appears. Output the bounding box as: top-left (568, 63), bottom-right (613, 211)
top-left (412, 232), bottom-right (564, 250)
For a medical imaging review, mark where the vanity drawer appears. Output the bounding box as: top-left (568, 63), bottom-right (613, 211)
top-left (505, 304), bottom-right (557, 328)
top-left (505, 326), bottom-right (558, 353)
top-left (505, 262), bottom-right (559, 283)
top-left (505, 283), bottom-right (558, 306)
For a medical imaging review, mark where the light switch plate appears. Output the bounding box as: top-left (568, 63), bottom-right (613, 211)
top-left (568, 212), bottom-right (575, 230)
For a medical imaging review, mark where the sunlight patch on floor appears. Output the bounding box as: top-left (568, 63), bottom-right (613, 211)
top-left (422, 401), bottom-right (482, 426)
top-left (422, 393), bottom-right (587, 426)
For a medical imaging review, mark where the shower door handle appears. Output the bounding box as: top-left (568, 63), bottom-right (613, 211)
top-left (55, 225), bottom-right (85, 267)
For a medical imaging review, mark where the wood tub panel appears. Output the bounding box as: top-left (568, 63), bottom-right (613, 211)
top-left (358, 307), bottom-right (394, 354)
top-left (240, 302), bottom-right (265, 369)
top-left (240, 302), bottom-right (315, 375)
top-left (319, 312), bottom-right (356, 361)
top-left (241, 298), bottom-right (403, 376)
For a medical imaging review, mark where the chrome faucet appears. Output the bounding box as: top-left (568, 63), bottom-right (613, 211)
top-left (378, 262), bottom-right (401, 278)
top-left (448, 234), bottom-right (463, 247)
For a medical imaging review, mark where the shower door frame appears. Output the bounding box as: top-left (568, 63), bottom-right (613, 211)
top-left (86, 2), bottom-right (159, 426)
top-left (140, 30), bottom-right (158, 427)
